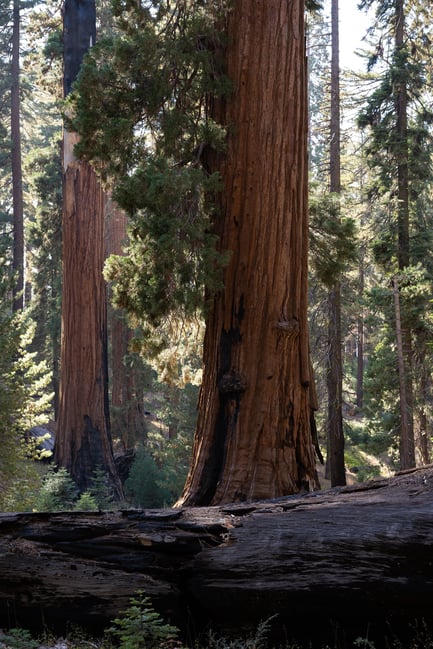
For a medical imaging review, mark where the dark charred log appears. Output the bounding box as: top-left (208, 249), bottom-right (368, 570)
top-left (1, 470), bottom-right (433, 645)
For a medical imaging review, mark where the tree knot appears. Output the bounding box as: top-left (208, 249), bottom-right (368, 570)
top-left (218, 370), bottom-right (247, 394)
top-left (275, 318), bottom-right (300, 336)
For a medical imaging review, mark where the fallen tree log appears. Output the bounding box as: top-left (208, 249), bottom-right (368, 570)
top-left (1, 469), bottom-right (433, 645)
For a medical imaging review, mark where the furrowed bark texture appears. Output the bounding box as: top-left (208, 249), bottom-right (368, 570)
top-left (56, 0), bottom-right (122, 498)
top-left (56, 159), bottom-right (122, 498)
top-left (179, 0), bottom-right (317, 506)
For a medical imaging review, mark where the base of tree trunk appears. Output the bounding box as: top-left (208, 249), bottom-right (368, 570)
top-left (1, 468), bottom-right (433, 645)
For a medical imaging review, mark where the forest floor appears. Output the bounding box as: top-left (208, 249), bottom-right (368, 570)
top-left (317, 445), bottom-right (393, 490)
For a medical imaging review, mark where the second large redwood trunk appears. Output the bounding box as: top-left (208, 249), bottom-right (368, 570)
top-left (56, 161), bottom-right (123, 498)
top-left (178, 0), bottom-right (317, 506)
top-left (55, 0), bottom-right (123, 499)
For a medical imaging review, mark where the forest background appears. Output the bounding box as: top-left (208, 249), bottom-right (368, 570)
top-left (0, 0), bottom-right (432, 511)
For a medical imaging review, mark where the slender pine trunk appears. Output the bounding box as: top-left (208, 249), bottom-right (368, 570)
top-left (394, 0), bottom-right (415, 469)
top-left (326, 0), bottom-right (346, 486)
top-left (11, 0), bottom-right (24, 312)
top-left (356, 260), bottom-right (364, 410)
top-left (393, 277), bottom-right (414, 468)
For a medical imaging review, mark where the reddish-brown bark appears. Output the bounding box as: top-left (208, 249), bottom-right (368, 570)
top-left (56, 0), bottom-right (122, 498)
top-left (178, 0), bottom-right (317, 506)
top-left (55, 157), bottom-right (122, 498)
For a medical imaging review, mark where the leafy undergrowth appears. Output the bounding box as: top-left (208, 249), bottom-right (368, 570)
top-left (1, 594), bottom-right (433, 649)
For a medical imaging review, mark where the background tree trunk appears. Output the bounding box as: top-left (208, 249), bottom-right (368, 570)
top-left (56, 160), bottom-right (122, 498)
top-left (356, 251), bottom-right (365, 410)
top-left (105, 197), bottom-right (146, 448)
top-left (11, 0), bottom-right (23, 312)
top-left (326, 0), bottom-right (345, 487)
top-left (394, 0), bottom-right (415, 469)
top-left (178, 0), bottom-right (317, 506)
top-left (56, 0), bottom-right (123, 498)
top-left (327, 284), bottom-right (345, 485)
top-left (393, 277), bottom-right (414, 469)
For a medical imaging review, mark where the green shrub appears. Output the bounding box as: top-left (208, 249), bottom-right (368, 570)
top-left (75, 491), bottom-right (99, 511)
top-left (107, 592), bottom-right (182, 649)
top-left (29, 465), bottom-right (118, 513)
top-left (124, 448), bottom-right (170, 508)
top-left (0, 628), bottom-right (39, 649)
top-left (33, 466), bottom-right (78, 511)
top-left (88, 465), bottom-right (114, 509)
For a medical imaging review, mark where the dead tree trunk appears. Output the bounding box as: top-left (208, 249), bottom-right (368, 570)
top-left (1, 470), bottom-right (433, 645)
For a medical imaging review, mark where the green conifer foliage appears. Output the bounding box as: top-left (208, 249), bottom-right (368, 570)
top-left (124, 447), bottom-right (169, 508)
top-left (108, 592), bottom-right (181, 649)
top-left (0, 274), bottom-right (54, 510)
top-left (26, 137), bottom-right (62, 413)
top-left (34, 466), bottom-right (79, 511)
top-left (357, 0), bottom-right (433, 464)
top-left (309, 191), bottom-right (357, 288)
top-left (67, 0), bottom-right (231, 351)
top-left (357, 1), bottom-right (433, 232)
top-left (68, 0), bottom-right (323, 362)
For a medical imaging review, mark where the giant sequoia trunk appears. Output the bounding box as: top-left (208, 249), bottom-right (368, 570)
top-left (178, 0), bottom-right (317, 506)
top-left (56, 160), bottom-right (122, 498)
top-left (1, 470), bottom-right (433, 646)
top-left (56, 0), bottom-right (122, 498)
